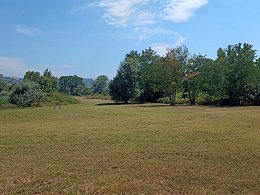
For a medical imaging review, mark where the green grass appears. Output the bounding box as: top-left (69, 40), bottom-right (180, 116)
top-left (0, 98), bottom-right (259, 194)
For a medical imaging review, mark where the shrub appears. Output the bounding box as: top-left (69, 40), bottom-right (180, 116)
top-left (158, 97), bottom-right (190, 105)
top-left (40, 92), bottom-right (80, 106)
top-left (10, 82), bottom-right (43, 107)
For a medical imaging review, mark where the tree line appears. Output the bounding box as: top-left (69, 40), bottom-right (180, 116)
top-left (109, 43), bottom-right (260, 106)
top-left (0, 69), bottom-right (109, 107)
top-left (1, 42), bottom-right (259, 108)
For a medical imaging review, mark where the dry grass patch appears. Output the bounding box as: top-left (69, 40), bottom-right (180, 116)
top-left (0, 99), bottom-right (259, 194)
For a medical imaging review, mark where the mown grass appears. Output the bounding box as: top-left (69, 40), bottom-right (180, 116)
top-left (0, 98), bottom-right (259, 194)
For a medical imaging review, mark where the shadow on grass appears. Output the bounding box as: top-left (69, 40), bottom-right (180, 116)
top-left (96, 102), bottom-right (187, 108)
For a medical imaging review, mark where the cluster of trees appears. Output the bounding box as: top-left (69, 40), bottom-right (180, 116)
top-left (1, 42), bottom-right (259, 108)
top-left (0, 68), bottom-right (110, 107)
top-left (109, 43), bottom-right (260, 106)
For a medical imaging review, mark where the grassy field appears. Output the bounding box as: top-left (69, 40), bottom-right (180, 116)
top-left (0, 98), bottom-right (259, 194)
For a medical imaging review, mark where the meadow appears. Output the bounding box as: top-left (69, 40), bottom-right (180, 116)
top-left (0, 98), bottom-right (259, 194)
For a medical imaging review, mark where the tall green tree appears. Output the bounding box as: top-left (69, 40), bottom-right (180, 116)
top-left (24, 71), bottom-right (42, 83)
top-left (139, 48), bottom-right (161, 102)
top-left (184, 54), bottom-right (207, 105)
top-left (109, 56), bottom-right (139, 103)
top-left (92, 75), bottom-right (108, 94)
top-left (150, 46), bottom-right (189, 105)
top-left (23, 69), bottom-right (58, 93)
top-left (225, 43), bottom-right (257, 105)
top-left (59, 75), bottom-right (85, 96)
top-left (41, 69), bottom-right (59, 93)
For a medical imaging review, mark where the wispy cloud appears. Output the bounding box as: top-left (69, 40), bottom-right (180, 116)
top-left (0, 57), bottom-right (28, 77)
top-left (151, 33), bottom-right (186, 56)
top-left (97, 0), bottom-right (208, 26)
top-left (152, 43), bottom-right (171, 56)
top-left (163, 0), bottom-right (208, 22)
top-left (174, 32), bottom-right (186, 46)
top-left (98, 0), bottom-right (147, 27)
top-left (80, 0), bottom-right (207, 42)
top-left (15, 25), bottom-right (43, 36)
top-left (134, 27), bottom-right (172, 40)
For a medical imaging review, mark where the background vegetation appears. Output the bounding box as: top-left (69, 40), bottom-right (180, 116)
top-left (109, 43), bottom-right (260, 106)
top-left (0, 42), bottom-right (259, 108)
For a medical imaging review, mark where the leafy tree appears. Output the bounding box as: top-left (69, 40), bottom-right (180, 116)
top-left (24, 71), bottom-right (42, 83)
top-left (41, 69), bottom-right (59, 93)
top-left (10, 82), bottom-right (43, 107)
top-left (92, 75), bottom-right (108, 94)
top-left (184, 54), bottom-right (207, 105)
top-left (109, 56), bottom-right (139, 103)
top-left (24, 69), bottom-right (58, 93)
top-left (59, 75), bottom-right (85, 96)
top-left (139, 48), bottom-right (161, 102)
top-left (224, 43), bottom-right (257, 105)
top-left (150, 46), bottom-right (189, 105)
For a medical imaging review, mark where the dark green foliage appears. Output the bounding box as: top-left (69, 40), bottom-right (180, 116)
top-left (41, 69), bottom-right (59, 93)
top-left (200, 43), bottom-right (260, 105)
top-left (150, 46), bottom-right (189, 105)
top-left (10, 82), bottom-right (43, 107)
top-left (59, 75), bottom-right (85, 96)
top-left (111, 43), bottom-right (259, 106)
top-left (0, 96), bottom-right (9, 106)
top-left (0, 79), bottom-right (8, 92)
top-left (92, 75), bottom-right (108, 94)
top-left (24, 71), bottom-right (42, 83)
top-left (184, 55), bottom-right (207, 105)
top-left (24, 69), bottom-right (58, 93)
top-left (138, 48), bottom-right (162, 102)
top-left (109, 54), bottom-right (139, 103)
top-left (83, 78), bottom-right (94, 88)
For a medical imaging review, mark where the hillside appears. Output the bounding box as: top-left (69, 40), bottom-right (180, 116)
top-left (0, 74), bottom-right (22, 85)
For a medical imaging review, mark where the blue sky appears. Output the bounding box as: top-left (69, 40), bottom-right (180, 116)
top-left (0, 0), bottom-right (259, 78)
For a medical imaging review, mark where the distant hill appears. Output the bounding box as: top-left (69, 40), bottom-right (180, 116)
top-left (0, 74), bottom-right (22, 85)
top-left (83, 78), bottom-right (94, 88)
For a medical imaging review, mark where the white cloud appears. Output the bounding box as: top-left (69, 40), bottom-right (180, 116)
top-left (98, 0), bottom-right (146, 27)
top-left (89, 0), bottom-right (207, 41)
top-left (174, 32), bottom-right (186, 46)
top-left (135, 27), bottom-right (172, 40)
top-left (133, 11), bottom-right (155, 26)
top-left (72, 2), bottom-right (97, 14)
top-left (151, 33), bottom-right (186, 56)
top-left (163, 0), bottom-right (208, 22)
top-left (152, 43), bottom-right (171, 56)
top-left (0, 57), bottom-right (28, 77)
top-left (15, 25), bottom-right (43, 36)
top-left (97, 0), bottom-right (208, 26)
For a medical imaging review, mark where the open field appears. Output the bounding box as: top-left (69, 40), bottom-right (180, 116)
top-left (0, 99), bottom-right (259, 194)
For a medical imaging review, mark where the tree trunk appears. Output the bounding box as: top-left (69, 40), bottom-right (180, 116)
top-left (169, 91), bottom-right (177, 106)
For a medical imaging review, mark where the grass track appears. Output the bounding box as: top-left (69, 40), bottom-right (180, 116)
top-left (0, 99), bottom-right (259, 194)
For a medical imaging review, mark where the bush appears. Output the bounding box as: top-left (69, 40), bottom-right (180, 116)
top-left (0, 96), bottom-right (9, 107)
top-left (86, 93), bottom-right (111, 100)
top-left (0, 91), bottom-right (10, 97)
top-left (40, 92), bottom-right (80, 106)
top-left (196, 93), bottom-right (219, 105)
top-left (175, 98), bottom-right (190, 105)
top-left (10, 82), bottom-right (43, 107)
top-left (158, 97), bottom-right (190, 105)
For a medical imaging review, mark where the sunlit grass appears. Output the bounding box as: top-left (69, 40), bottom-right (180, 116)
top-left (0, 99), bottom-right (259, 194)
